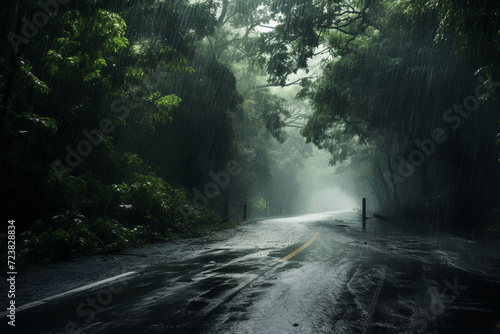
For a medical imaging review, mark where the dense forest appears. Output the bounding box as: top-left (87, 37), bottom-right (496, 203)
top-left (1, 0), bottom-right (499, 264)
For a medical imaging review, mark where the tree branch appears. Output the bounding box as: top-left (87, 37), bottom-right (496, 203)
top-left (258, 25), bottom-right (276, 30)
top-left (218, 0), bottom-right (229, 28)
top-left (251, 77), bottom-right (313, 89)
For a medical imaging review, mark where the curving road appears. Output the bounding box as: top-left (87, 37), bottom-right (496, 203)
top-left (3, 211), bottom-right (500, 333)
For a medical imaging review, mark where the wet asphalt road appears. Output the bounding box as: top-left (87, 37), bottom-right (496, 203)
top-left (4, 211), bottom-right (500, 333)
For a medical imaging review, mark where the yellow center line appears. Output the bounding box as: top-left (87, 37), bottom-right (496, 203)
top-left (279, 231), bottom-right (320, 261)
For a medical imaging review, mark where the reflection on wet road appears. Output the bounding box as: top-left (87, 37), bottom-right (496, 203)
top-left (5, 211), bottom-right (500, 333)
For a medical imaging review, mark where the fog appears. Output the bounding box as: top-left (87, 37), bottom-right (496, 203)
top-left (307, 187), bottom-right (357, 213)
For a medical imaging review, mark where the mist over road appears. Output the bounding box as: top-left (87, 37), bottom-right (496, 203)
top-left (4, 211), bottom-right (500, 334)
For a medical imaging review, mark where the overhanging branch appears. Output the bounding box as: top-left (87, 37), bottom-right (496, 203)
top-left (251, 76), bottom-right (313, 89)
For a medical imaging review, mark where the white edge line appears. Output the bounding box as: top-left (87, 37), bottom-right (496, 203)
top-left (1, 271), bottom-right (136, 316)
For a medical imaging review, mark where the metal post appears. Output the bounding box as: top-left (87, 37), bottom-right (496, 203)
top-left (362, 198), bottom-right (366, 220)
top-left (362, 198), bottom-right (366, 231)
top-left (243, 200), bottom-right (247, 221)
top-left (224, 198), bottom-right (229, 219)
